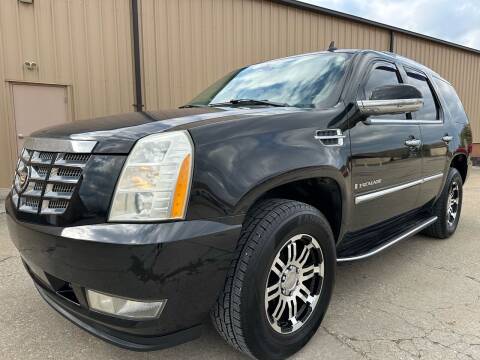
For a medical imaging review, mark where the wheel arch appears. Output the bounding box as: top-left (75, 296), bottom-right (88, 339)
top-left (235, 167), bottom-right (348, 241)
top-left (450, 153), bottom-right (468, 183)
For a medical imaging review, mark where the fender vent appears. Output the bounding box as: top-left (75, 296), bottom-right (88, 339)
top-left (314, 129), bottom-right (346, 146)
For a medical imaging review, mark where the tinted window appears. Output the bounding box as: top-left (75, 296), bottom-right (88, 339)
top-left (433, 78), bottom-right (468, 123)
top-left (364, 64), bottom-right (406, 119)
top-left (406, 70), bottom-right (439, 120)
top-left (364, 66), bottom-right (402, 99)
top-left (188, 53), bottom-right (352, 109)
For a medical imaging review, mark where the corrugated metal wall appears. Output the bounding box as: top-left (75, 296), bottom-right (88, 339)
top-left (139, 0), bottom-right (480, 141)
top-left (0, 0), bottom-right (479, 189)
top-left (140, 0), bottom-right (391, 110)
top-left (0, 0), bottom-right (135, 188)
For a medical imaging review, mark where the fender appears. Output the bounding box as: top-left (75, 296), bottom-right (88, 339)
top-left (185, 108), bottom-right (352, 229)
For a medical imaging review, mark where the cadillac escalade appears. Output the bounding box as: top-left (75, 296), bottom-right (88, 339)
top-left (6, 49), bottom-right (472, 359)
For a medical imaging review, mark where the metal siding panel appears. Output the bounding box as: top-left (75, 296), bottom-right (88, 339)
top-left (101, 0), bottom-right (120, 114)
top-left (18, 1), bottom-right (38, 82)
top-left (35, 1), bottom-right (57, 80)
top-left (1, 1), bottom-right (22, 80)
top-left (86, 0), bottom-right (108, 115)
top-left (0, 3), bottom-right (14, 187)
top-left (139, 0), bottom-right (396, 110)
top-left (69, 0), bottom-right (93, 119)
top-left (0, 0), bottom-right (135, 187)
top-left (115, 0), bottom-right (135, 114)
top-left (52, 1), bottom-right (72, 82)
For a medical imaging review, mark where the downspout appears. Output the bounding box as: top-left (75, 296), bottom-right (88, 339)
top-left (131, 0), bottom-right (144, 112)
top-left (390, 30), bottom-right (395, 53)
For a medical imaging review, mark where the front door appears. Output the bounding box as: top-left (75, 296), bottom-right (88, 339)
top-left (12, 84), bottom-right (69, 153)
top-left (349, 61), bottom-right (422, 231)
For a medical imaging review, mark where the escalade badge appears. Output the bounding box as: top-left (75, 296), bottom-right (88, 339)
top-left (355, 179), bottom-right (382, 190)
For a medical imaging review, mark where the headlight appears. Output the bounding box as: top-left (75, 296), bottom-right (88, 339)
top-left (109, 131), bottom-right (193, 222)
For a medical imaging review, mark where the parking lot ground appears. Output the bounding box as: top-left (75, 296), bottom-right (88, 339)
top-left (1, 168), bottom-right (480, 360)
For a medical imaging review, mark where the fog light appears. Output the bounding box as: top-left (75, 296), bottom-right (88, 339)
top-left (86, 290), bottom-right (166, 320)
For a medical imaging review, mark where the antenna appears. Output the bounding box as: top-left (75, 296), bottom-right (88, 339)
top-left (327, 41), bottom-right (337, 52)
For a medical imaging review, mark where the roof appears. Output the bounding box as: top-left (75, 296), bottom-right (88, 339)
top-left (273, 0), bottom-right (480, 56)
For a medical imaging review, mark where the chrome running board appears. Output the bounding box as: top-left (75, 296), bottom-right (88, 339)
top-left (337, 216), bottom-right (438, 263)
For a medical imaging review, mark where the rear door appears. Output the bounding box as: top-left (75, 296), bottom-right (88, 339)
top-left (349, 61), bottom-right (422, 231)
top-left (402, 67), bottom-right (447, 206)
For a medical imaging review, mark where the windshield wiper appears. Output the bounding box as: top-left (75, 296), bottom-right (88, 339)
top-left (209, 99), bottom-right (290, 108)
top-left (179, 104), bottom-right (209, 108)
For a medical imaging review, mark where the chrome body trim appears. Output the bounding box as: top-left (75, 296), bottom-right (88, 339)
top-left (357, 98), bottom-right (423, 116)
top-left (23, 137), bottom-right (97, 153)
top-left (356, 179), bottom-right (423, 204)
top-left (355, 173), bottom-right (444, 205)
top-left (363, 119), bottom-right (443, 125)
top-left (422, 173), bottom-right (444, 182)
top-left (337, 216), bottom-right (438, 263)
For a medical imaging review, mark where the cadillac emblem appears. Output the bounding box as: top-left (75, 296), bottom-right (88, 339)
top-left (15, 162), bottom-right (30, 193)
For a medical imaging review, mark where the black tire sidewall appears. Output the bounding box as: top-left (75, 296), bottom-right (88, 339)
top-left (444, 169), bottom-right (463, 235)
top-left (240, 208), bottom-right (336, 360)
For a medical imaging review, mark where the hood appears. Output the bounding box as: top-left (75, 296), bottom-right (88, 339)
top-left (31, 107), bottom-right (305, 153)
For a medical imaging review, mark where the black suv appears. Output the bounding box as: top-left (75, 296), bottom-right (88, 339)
top-left (6, 50), bottom-right (472, 359)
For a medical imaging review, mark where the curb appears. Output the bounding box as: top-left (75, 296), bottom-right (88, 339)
top-left (0, 189), bottom-right (9, 201)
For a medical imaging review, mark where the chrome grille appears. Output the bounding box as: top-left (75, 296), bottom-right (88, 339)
top-left (52, 183), bottom-right (75, 193)
top-left (62, 153), bottom-right (90, 162)
top-left (11, 144), bottom-right (92, 215)
top-left (56, 167), bottom-right (83, 178)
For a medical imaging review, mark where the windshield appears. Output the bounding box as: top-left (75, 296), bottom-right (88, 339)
top-left (187, 52), bottom-right (352, 109)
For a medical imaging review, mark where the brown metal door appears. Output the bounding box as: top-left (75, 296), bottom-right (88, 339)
top-left (12, 84), bottom-right (69, 153)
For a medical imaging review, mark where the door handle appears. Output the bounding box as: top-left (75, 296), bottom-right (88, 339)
top-left (405, 139), bottom-right (421, 147)
top-left (442, 135), bottom-right (453, 143)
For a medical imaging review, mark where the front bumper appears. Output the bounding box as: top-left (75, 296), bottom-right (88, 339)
top-left (6, 200), bottom-right (242, 350)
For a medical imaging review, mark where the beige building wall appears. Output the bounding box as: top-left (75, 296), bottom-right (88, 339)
top-left (139, 0), bottom-right (480, 144)
top-left (1, 0), bottom-right (479, 189)
top-left (140, 0), bottom-right (391, 110)
top-left (0, 0), bottom-right (135, 189)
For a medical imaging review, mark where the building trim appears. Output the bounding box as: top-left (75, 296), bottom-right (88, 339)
top-left (273, 0), bottom-right (480, 56)
top-left (389, 30), bottom-right (395, 52)
top-left (131, 0), bottom-right (144, 112)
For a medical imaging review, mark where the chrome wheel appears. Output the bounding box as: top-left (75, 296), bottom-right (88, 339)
top-left (265, 234), bottom-right (324, 334)
top-left (447, 181), bottom-right (460, 227)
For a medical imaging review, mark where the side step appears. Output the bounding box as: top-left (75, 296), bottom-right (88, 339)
top-left (337, 216), bottom-right (438, 263)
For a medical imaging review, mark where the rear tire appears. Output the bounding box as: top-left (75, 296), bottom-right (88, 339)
top-left (423, 167), bottom-right (463, 239)
top-left (211, 199), bottom-right (336, 360)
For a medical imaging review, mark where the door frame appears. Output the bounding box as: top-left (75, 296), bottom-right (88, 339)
top-left (5, 80), bottom-right (74, 168)
top-left (349, 58), bottom-right (424, 230)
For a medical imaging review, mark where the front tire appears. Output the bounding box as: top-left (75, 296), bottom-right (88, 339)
top-left (211, 199), bottom-right (336, 360)
top-left (423, 167), bottom-right (463, 239)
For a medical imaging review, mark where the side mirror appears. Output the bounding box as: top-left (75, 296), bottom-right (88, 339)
top-left (356, 84), bottom-right (424, 116)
